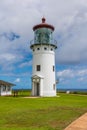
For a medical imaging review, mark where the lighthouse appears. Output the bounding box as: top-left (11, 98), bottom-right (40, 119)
top-left (30, 18), bottom-right (57, 97)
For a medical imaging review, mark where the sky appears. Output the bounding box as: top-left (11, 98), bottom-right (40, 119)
top-left (0, 0), bottom-right (87, 90)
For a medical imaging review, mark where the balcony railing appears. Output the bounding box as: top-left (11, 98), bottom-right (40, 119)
top-left (30, 39), bottom-right (57, 47)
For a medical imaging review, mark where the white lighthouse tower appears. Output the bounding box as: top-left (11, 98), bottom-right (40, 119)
top-left (30, 18), bottom-right (57, 97)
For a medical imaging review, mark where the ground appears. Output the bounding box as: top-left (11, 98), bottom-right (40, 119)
top-left (0, 93), bottom-right (87, 130)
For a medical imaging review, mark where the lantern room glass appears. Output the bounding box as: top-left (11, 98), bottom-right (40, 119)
top-left (34, 28), bottom-right (53, 44)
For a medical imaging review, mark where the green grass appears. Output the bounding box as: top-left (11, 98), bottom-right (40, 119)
top-left (0, 93), bottom-right (87, 130)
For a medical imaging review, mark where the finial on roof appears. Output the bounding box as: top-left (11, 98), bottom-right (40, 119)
top-left (42, 17), bottom-right (46, 23)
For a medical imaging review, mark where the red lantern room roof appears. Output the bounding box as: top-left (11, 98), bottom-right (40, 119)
top-left (33, 17), bottom-right (55, 31)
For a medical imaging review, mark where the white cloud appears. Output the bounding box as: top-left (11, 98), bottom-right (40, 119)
top-left (57, 68), bottom-right (87, 78)
top-left (0, 53), bottom-right (15, 61)
top-left (19, 61), bottom-right (32, 68)
top-left (56, 6), bottom-right (87, 64)
top-left (57, 69), bottom-right (74, 78)
top-left (77, 69), bottom-right (87, 76)
top-left (0, 0), bottom-right (87, 89)
top-left (0, 0), bottom-right (87, 75)
top-left (15, 78), bottom-right (20, 83)
top-left (77, 77), bottom-right (84, 82)
top-left (57, 67), bottom-right (87, 88)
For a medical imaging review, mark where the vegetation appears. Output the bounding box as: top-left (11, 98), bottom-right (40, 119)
top-left (0, 92), bottom-right (87, 130)
top-left (57, 90), bottom-right (87, 95)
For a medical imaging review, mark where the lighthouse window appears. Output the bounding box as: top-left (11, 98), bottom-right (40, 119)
top-left (7, 86), bottom-right (10, 91)
top-left (53, 66), bottom-right (55, 71)
top-left (44, 47), bottom-right (47, 50)
top-left (36, 65), bottom-right (41, 71)
top-left (3, 86), bottom-right (6, 91)
top-left (37, 48), bottom-right (40, 50)
top-left (51, 48), bottom-right (53, 51)
top-left (53, 84), bottom-right (55, 90)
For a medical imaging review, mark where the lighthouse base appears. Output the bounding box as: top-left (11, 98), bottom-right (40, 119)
top-left (42, 91), bottom-right (56, 97)
top-left (32, 86), bottom-right (56, 97)
top-left (32, 89), bottom-right (56, 97)
top-left (31, 75), bottom-right (56, 97)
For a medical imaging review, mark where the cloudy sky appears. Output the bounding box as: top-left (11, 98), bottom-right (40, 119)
top-left (0, 0), bottom-right (87, 89)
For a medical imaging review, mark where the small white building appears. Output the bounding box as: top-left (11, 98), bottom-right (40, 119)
top-left (0, 80), bottom-right (15, 96)
top-left (30, 18), bottom-right (57, 97)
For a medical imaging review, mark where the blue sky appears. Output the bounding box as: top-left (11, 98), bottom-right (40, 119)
top-left (0, 0), bottom-right (87, 90)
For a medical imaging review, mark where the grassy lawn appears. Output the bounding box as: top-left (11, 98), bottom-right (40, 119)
top-left (0, 93), bottom-right (87, 130)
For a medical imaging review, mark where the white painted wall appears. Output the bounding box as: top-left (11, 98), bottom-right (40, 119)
top-left (32, 44), bottom-right (56, 96)
top-left (0, 85), bottom-right (12, 96)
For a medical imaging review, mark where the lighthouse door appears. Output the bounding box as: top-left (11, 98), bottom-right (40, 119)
top-left (32, 76), bottom-right (40, 96)
top-left (36, 82), bottom-right (40, 96)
